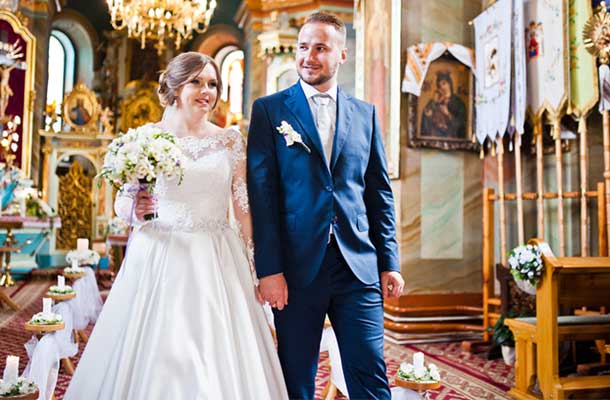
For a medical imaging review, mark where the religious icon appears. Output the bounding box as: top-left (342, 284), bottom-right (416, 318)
top-left (484, 37), bottom-right (499, 88)
top-left (408, 54), bottom-right (475, 151)
top-left (0, 40), bottom-right (25, 121)
top-left (526, 21), bottom-right (543, 60)
top-left (62, 83), bottom-right (100, 131)
top-left (583, 5), bottom-right (610, 64)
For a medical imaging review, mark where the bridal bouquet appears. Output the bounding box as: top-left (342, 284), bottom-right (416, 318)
top-left (98, 125), bottom-right (185, 193)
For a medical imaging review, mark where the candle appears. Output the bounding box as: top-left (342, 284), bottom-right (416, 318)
top-left (58, 275), bottom-right (65, 290)
top-left (413, 352), bottom-right (425, 370)
top-left (76, 238), bottom-right (89, 252)
top-left (71, 258), bottom-right (79, 269)
top-left (3, 355), bottom-right (18, 384)
top-left (42, 297), bottom-right (52, 316)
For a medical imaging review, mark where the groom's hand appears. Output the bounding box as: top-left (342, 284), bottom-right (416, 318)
top-left (381, 271), bottom-right (404, 299)
top-left (259, 273), bottom-right (288, 310)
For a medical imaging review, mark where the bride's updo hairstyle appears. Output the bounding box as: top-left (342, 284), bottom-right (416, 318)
top-left (157, 51), bottom-right (223, 109)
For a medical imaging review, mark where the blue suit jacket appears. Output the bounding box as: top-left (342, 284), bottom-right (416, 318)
top-left (247, 82), bottom-right (399, 288)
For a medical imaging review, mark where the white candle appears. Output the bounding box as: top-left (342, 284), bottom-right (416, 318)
top-left (76, 238), bottom-right (89, 252)
top-left (58, 275), bottom-right (65, 290)
top-left (413, 352), bottom-right (425, 370)
top-left (71, 258), bottom-right (79, 269)
top-left (3, 355), bottom-right (18, 384)
top-left (42, 297), bottom-right (52, 316)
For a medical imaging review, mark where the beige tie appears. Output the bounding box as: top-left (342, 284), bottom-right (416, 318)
top-left (313, 94), bottom-right (333, 166)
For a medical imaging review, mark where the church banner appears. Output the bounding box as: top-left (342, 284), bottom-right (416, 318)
top-left (512, 0), bottom-right (527, 135)
top-left (473, 0), bottom-right (512, 145)
top-left (524, 0), bottom-right (568, 120)
top-left (569, 0), bottom-right (598, 117)
top-left (402, 42), bottom-right (475, 97)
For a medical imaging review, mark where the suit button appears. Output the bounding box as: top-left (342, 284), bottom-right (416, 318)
top-left (325, 185), bottom-right (333, 192)
top-left (331, 216), bottom-right (338, 224)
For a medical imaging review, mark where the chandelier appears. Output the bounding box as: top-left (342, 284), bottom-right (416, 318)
top-left (106, 0), bottom-right (217, 53)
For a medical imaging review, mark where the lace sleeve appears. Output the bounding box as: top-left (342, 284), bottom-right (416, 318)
top-left (113, 183), bottom-right (142, 227)
top-left (229, 128), bottom-right (258, 286)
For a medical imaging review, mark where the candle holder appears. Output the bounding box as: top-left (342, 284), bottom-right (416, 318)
top-left (45, 291), bottom-right (75, 301)
top-left (0, 391), bottom-right (40, 400)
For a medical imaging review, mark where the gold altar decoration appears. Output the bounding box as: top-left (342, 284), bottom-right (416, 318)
top-left (56, 162), bottom-right (92, 250)
top-left (120, 80), bottom-right (163, 132)
top-left (583, 1), bottom-right (610, 63)
top-left (257, 11), bottom-right (298, 58)
top-left (0, 10), bottom-right (35, 178)
top-left (106, 0), bottom-right (217, 54)
top-left (62, 83), bottom-right (101, 133)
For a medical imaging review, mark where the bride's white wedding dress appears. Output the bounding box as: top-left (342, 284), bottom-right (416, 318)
top-left (64, 127), bottom-right (288, 399)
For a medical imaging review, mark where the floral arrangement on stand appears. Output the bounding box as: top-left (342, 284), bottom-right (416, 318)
top-left (396, 352), bottom-right (441, 383)
top-left (47, 284), bottom-right (74, 295)
top-left (0, 377), bottom-right (37, 398)
top-left (29, 311), bottom-right (62, 325)
top-left (507, 244), bottom-right (543, 295)
top-left (66, 249), bottom-right (100, 267)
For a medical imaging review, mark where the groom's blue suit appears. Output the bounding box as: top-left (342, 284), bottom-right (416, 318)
top-left (247, 81), bottom-right (399, 400)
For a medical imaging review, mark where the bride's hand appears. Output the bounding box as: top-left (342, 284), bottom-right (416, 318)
top-left (134, 190), bottom-right (156, 222)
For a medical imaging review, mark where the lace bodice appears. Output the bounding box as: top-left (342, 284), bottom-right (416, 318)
top-left (114, 127), bottom-right (258, 285)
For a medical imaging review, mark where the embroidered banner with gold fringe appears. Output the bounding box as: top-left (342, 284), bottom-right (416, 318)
top-left (473, 0), bottom-right (512, 145)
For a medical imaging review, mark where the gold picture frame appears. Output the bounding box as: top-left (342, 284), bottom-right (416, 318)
top-left (407, 54), bottom-right (476, 151)
top-left (0, 10), bottom-right (35, 177)
top-left (62, 82), bottom-right (100, 132)
top-left (120, 81), bottom-right (163, 132)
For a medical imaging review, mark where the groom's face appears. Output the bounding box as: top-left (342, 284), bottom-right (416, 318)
top-left (296, 22), bottom-right (347, 90)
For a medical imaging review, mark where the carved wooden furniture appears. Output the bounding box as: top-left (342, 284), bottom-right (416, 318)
top-left (505, 239), bottom-right (610, 400)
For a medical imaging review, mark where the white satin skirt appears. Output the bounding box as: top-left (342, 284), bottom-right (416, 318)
top-left (64, 223), bottom-right (288, 400)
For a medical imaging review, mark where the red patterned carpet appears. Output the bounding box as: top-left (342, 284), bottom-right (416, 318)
top-left (1, 281), bottom-right (512, 399)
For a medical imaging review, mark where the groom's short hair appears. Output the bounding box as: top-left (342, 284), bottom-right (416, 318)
top-left (303, 12), bottom-right (347, 46)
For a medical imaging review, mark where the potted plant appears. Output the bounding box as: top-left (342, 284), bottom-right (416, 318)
top-left (491, 314), bottom-right (515, 365)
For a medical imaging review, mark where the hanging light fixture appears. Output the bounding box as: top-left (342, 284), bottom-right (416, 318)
top-left (106, 0), bottom-right (217, 54)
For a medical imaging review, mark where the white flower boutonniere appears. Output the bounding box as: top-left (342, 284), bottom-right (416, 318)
top-left (276, 121), bottom-right (311, 153)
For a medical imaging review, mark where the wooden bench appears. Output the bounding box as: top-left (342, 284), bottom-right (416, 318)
top-left (505, 239), bottom-right (610, 400)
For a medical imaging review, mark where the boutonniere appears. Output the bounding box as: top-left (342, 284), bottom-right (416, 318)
top-left (276, 121), bottom-right (311, 153)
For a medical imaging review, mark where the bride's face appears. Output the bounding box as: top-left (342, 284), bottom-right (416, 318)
top-left (175, 63), bottom-right (219, 114)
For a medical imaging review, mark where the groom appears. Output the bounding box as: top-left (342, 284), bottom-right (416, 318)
top-left (247, 12), bottom-right (404, 400)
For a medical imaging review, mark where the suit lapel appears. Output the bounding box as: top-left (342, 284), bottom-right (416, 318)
top-left (330, 89), bottom-right (353, 172)
top-left (283, 84), bottom-right (328, 170)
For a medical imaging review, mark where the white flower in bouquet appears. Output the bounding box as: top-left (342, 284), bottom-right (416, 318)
top-left (507, 244), bottom-right (543, 286)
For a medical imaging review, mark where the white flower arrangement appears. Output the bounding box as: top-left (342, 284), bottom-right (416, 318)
top-left (29, 312), bottom-right (63, 325)
top-left (66, 249), bottom-right (100, 266)
top-left (276, 121), bottom-right (311, 153)
top-left (48, 285), bottom-right (74, 294)
top-left (397, 361), bottom-right (441, 383)
top-left (108, 216), bottom-right (129, 235)
top-left (63, 265), bottom-right (85, 275)
top-left (0, 377), bottom-right (37, 397)
top-left (98, 125), bottom-right (185, 191)
top-left (507, 244), bottom-right (543, 286)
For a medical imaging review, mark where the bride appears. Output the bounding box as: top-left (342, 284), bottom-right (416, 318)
top-left (64, 52), bottom-right (288, 399)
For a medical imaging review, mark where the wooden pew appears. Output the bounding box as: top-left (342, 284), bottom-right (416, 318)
top-left (505, 239), bottom-right (610, 400)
